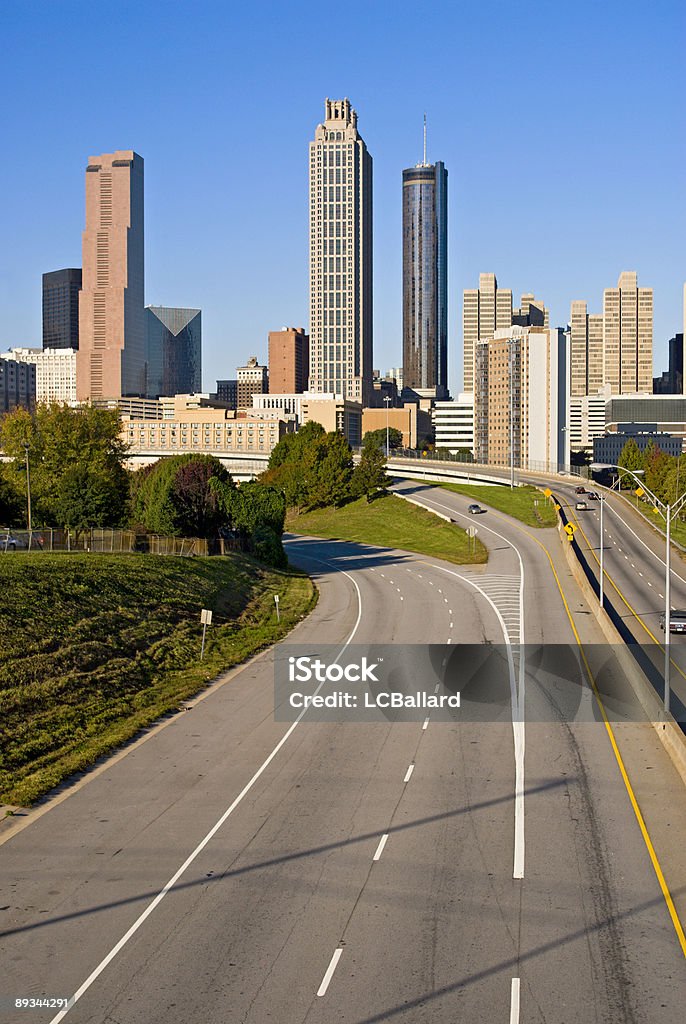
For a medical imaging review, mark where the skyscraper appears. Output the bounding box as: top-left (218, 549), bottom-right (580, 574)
top-left (402, 145), bottom-right (447, 393)
top-left (76, 150), bottom-right (145, 401)
top-left (145, 306), bottom-right (202, 398)
top-left (309, 99), bottom-right (373, 405)
top-left (463, 275), bottom-right (549, 392)
top-left (269, 327), bottom-right (309, 394)
top-left (462, 274), bottom-right (513, 392)
top-left (570, 271), bottom-right (653, 396)
top-left (42, 268), bottom-right (82, 350)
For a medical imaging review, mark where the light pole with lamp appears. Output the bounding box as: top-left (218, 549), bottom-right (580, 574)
top-left (23, 441), bottom-right (32, 533)
top-left (593, 462), bottom-right (686, 714)
top-left (383, 394), bottom-right (392, 459)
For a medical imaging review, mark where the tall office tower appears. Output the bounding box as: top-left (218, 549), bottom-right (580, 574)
top-left (216, 379), bottom-right (238, 408)
top-left (603, 271), bottom-right (653, 393)
top-left (145, 306), bottom-right (201, 398)
top-left (462, 273), bottom-right (513, 391)
top-left (76, 151), bottom-right (145, 401)
top-left (402, 147), bottom-right (447, 392)
top-left (269, 327), bottom-right (309, 393)
top-left (570, 301), bottom-right (604, 396)
top-left (0, 357), bottom-right (36, 414)
top-left (309, 98), bottom-right (373, 405)
top-left (42, 269), bottom-right (82, 350)
top-left (237, 356), bottom-right (268, 408)
top-left (474, 326), bottom-right (569, 471)
top-left (512, 293), bottom-right (549, 328)
top-left (570, 272), bottom-right (653, 396)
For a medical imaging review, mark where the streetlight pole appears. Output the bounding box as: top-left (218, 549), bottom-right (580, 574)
top-left (384, 394), bottom-right (392, 459)
top-left (509, 340), bottom-right (516, 489)
top-left (597, 463), bottom-right (686, 715)
top-left (599, 493), bottom-right (604, 609)
top-left (23, 442), bottom-right (32, 533)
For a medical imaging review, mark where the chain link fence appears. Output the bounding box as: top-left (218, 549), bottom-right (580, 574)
top-left (0, 528), bottom-right (246, 558)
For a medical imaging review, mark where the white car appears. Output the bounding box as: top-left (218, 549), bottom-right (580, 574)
top-left (575, 501), bottom-right (589, 511)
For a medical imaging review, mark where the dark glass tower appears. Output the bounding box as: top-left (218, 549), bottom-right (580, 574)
top-left (402, 160), bottom-right (447, 392)
top-left (42, 268), bottom-right (82, 350)
top-left (145, 306), bottom-right (202, 398)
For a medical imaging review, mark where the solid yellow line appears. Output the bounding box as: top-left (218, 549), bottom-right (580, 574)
top-left (495, 498), bottom-right (686, 958)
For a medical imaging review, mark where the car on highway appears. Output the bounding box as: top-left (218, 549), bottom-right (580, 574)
top-left (467, 504), bottom-right (484, 514)
top-left (575, 501), bottom-right (589, 511)
top-left (659, 610), bottom-right (686, 634)
top-left (587, 491), bottom-right (599, 500)
top-left (0, 533), bottom-right (27, 551)
top-left (574, 486), bottom-right (586, 494)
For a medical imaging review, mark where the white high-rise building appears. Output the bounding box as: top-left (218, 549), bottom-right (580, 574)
top-left (433, 394), bottom-right (474, 454)
top-left (309, 99), bottom-right (373, 406)
top-left (2, 347), bottom-right (77, 405)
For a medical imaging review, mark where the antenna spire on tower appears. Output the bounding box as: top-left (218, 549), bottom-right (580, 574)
top-left (423, 112), bottom-right (427, 165)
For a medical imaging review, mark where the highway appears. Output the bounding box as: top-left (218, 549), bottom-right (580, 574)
top-left (1, 522), bottom-right (685, 1022)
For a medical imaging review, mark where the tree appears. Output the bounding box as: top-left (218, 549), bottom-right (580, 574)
top-left (0, 464), bottom-right (22, 526)
top-left (643, 442), bottom-right (671, 503)
top-left (133, 454), bottom-right (231, 537)
top-left (267, 421), bottom-right (325, 470)
top-left (211, 478), bottom-right (287, 567)
top-left (617, 438), bottom-right (644, 486)
top-left (352, 436), bottom-right (389, 502)
top-left (362, 427), bottom-right (403, 452)
top-left (302, 431), bottom-right (353, 508)
top-left (0, 403), bottom-right (129, 528)
top-left (53, 464), bottom-right (128, 535)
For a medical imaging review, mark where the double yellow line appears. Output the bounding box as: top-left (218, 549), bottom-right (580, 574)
top-left (493, 500), bottom-right (686, 958)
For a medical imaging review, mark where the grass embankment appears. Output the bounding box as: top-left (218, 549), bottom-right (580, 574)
top-left (286, 492), bottom-right (488, 564)
top-left (437, 483), bottom-right (557, 527)
top-left (0, 552), bottom-right (316, 806)
top-left (618, 492), bottom-right (686, 549)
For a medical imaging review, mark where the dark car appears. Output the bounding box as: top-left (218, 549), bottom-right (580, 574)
top-left (587, 491), bottom-right (599, 500)
top-left (659, 610), bottom-right (686, 634)
top-left (467, 504), bottom-right (484, 515)
top-left (574, 486), bottom-right (586, 494)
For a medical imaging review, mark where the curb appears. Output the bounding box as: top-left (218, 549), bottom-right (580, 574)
top-left (554, 503), bottom-right (686, 788)
top-left (395, 492), bottom-right (452, 522)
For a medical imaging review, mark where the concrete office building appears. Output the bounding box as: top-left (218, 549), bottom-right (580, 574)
top-left (463, 273), bottom-right (548, 392)
top-left (122, 403), bottom-right (294, 460)
top-left (570, 271), bottom-right (653, 396)
top-left (255, 391), bottom-right (362, 446)
top-left (215, 379), bottom-right (238, 408)
top-left (653, 334), bottom-right (683, 395)
top-left (569, 387), bottom-right (609, 450)
top-left (361, 404), bottom-right (432, 450)
top-left (42, 269), bottom-right (82, 350)
top-left (237, 357), bottom-right (268, 409)
top-left (2, 347), bottom-right (77, 405)
top-left (594, 425), bottom-right (682, 464)
top-left (402, 154), bottom-right (448, 393)
top-left (475, 326), bottom-right (569, 472)
top-left (268, 327), bottom-right (309, 394)
top-left (309, 99), bottom-right (373, 405)
top-left (77, 151), bottom-right (145, 401)
top-left (0, 356), bottom-right (36, 414)
top-left (145, 306), bottom-right (201, 398)
top-left (433, 395), bottom-right (475, 454)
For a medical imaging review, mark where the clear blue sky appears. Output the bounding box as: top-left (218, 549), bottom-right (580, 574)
top-left (2, 0), bottom-right (684, 396)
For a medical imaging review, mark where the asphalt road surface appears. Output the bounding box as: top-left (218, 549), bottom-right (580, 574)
top-left (1, 523), bottom-right (685, 1023)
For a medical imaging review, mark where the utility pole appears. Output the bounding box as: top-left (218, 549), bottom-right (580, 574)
top-left (23, 442), bottom-right (32, 532)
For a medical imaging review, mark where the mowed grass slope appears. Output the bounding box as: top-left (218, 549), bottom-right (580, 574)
top-left (286, 493), bottom-right (487, 564)
top-left (0, 552), bottom-right (315, 806)
top-left (437, 483), bottom-right (557, 527)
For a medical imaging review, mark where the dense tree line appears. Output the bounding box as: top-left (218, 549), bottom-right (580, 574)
top-left (262, 421), bottom-right (388, 507)
top-left (616, 438), bottom-right (686, 505)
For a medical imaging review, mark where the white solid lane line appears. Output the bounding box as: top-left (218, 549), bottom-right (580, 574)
top-left (510, 977), bottom-right (521, 1023)
top-left (48, 552), bottom-right (365, 1024)
top-left (404, 763), bottom-right (415, 783)
top-left (373, 834), bottom-right (389, 861)
top-left (317, 948), bottom-right (343, 997)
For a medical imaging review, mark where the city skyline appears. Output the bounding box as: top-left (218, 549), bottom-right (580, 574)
top-left (1, 1), bottom-right (683, 396)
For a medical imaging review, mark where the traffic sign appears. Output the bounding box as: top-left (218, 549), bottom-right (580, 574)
top-left (555, 503), bottom-right (561, 511)
top-left (466, 526), bottom-right (478, 538)
top-left (543, 488), bottom-right (552, 498)
top-left (564, 523), bottom-right (576, 535)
